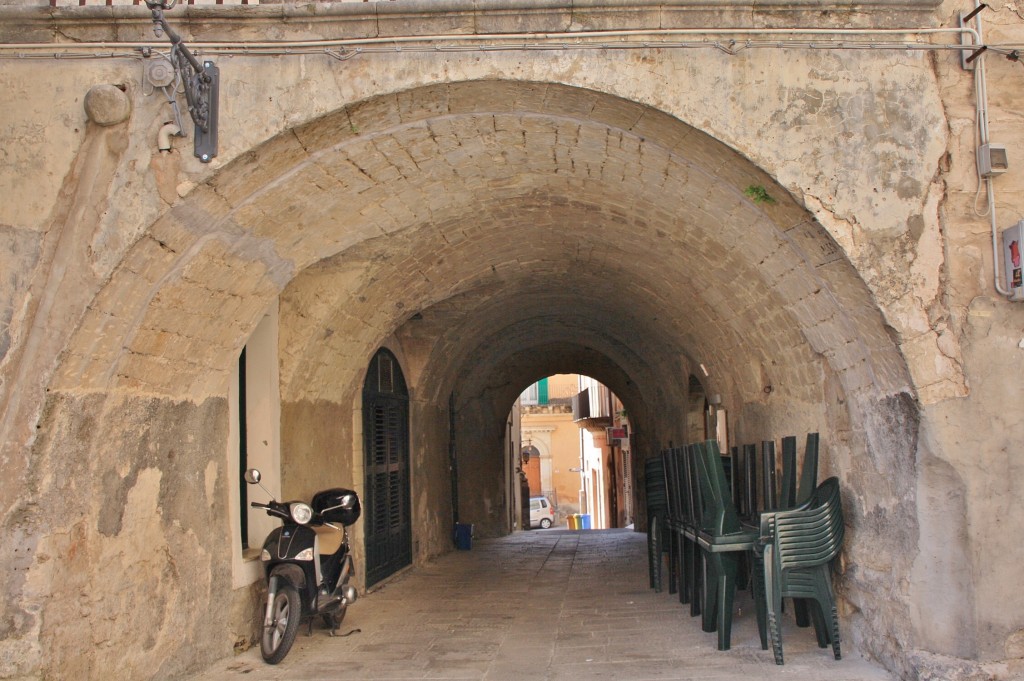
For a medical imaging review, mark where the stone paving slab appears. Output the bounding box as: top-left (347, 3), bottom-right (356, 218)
top-left (191, 530), bottom-right (893, 681)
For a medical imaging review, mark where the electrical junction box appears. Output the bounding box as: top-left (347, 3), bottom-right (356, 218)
top-left (1002, 220), bottom-right (1024, 301)
top-left (979, 143), bottom-right (1008, 177)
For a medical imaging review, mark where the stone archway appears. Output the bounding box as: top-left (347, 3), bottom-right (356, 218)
top-left (27, 80), bottom-right (930, 677)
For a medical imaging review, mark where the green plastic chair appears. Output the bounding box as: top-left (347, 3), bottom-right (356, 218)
top-left (693, 440), bottom-right (760, 651)
top-left (645, 457), bottom-right (669, 592)
top-left (654, 447), bottom-right (699, 609)
top-left (676, 445), bottom-right (708, 611)
top-left (680, 444), bottom-right (703, 616)
top-left (771, 434), bottom-right (822, 628)
top-left (759, 476), bottom-right (844, 665)
top-left (661, 448), bottom-right (682, 597)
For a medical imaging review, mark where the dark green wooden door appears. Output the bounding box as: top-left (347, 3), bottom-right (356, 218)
top-left (363, 349), bottom-right (411, 587)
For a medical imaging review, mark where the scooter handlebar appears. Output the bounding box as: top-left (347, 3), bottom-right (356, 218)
top-left (250, 500), bottom-right (291, 521)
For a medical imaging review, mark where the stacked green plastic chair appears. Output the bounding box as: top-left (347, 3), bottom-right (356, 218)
top-left (693, 440), bottom-right (759, 651)
top-left (662, 449), bottom-right (684, 596)
top-left (665, 447), bottom-right (697, 605)
top-left (645, 456), bottom-right (669, 592)
top-left (758, 476), bottom-right (844, 665)
top-left (678, 446), bottom-right (702, 615)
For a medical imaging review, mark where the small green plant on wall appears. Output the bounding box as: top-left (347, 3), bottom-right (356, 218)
top-left (744, 184), bottom-right (776, 205)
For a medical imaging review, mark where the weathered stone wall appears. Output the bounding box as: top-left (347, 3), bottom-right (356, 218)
top-left (21, 392), bottom-right (234, 679)
top-left (0, 1), bottom-right (1023, 680)
top-left (279, 400), bottom-right (358, 503)
top-left (915, 4), bottom-right (1024, 677)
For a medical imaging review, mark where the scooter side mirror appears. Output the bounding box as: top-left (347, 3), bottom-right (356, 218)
top-left (244, 469), bottom-right (261, 485)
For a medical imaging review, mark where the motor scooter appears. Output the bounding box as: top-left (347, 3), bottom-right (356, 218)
top-left (244, 469), bottom-right (361, 664)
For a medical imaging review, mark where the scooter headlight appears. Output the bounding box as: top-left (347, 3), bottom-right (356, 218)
top-left (295, 547), bottom-right (314, 561)
top-left (260, 549), bottom-right (271, 561)
top-left (290, 502), bottom-right (313, 525)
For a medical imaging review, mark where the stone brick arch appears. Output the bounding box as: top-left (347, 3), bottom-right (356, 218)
top-left (40, 79), bottom-right (926, 675)
top-left (54, 80), bottom-right (914, 407)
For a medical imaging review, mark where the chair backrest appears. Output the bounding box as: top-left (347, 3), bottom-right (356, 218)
top-left (682, 444), bottom-right (702, 528)
top-left (796, 433), bottom-right (820, 505)
top-left (672, 447), bottom-right (693, 527)
top-left (771, 477), bottom-right (844, 571)
top-left (761, 440), bottom-right (777, 511)
top-left (730, 446), bottom-right (742, 517)
top-left (779, 436), bottom-right (798, 509)
top-left (695, 440), bottom-right (745, 535)
top-left (645, 457), bottom-right (668, 512)
top-left (659, 450), bottom-right (677, 522)
top-left (742, 443), bottom-right (758, 519)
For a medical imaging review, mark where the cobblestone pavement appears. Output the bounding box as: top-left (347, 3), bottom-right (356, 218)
top-left (192, 530), bottom-right (893, 681)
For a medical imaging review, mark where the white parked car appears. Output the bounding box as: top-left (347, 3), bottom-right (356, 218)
top-left (529, 496), bottom-right (555, 529)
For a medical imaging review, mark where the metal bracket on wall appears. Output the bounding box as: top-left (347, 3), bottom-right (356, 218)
top-left (188, 59), bottom-right (219, 162)
top-left (959, 3), bottom-right (988, 71)
top-left (145, 0), bottom-right (219, 162)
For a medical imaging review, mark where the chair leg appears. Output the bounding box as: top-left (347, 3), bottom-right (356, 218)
top-left (677, 534), bottom-right (690, 605)
top-left (764, 546), bottom-right (785, 665)
top-left (794, 598), bottom-right (812, 628)
top-left (751, 551), bottom-right (768, 650)
top-left (667, 529), bottom-right (678, 595)
top-left (647, 516), bottom-right (660, 591)
top-left (809, 568), bottom-right (842, 659)
top-left (715, 555), bottom-right (738, 651)
top-left (701, 552), bottom-right (717, 633)
top-left (829, 601), bottom-right (842, 660)
top-left (689, 538), bottom-right (702, 617)
top-left (808, 599), bottom-right (830, 648)
top-left (814, 570), bottom-right (842, 660)
top-left (736, 551), bottom-right (749, 591)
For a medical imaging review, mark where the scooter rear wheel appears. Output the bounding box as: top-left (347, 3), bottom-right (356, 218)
top-left (261, 582), bottom-right (301, 664)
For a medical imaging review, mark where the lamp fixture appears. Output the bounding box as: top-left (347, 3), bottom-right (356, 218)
top-left (144, 0), bottom-right (219, 162)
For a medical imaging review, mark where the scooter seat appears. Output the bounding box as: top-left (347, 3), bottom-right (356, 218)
top-left (314, 523), bottom-right (344, 556)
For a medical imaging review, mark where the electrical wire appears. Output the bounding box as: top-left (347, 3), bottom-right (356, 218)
top-left (0, 26), bottom-right (1007, 57)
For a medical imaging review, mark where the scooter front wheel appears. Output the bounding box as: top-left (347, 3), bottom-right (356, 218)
top-left (261, 582), bottom-right (301, 664)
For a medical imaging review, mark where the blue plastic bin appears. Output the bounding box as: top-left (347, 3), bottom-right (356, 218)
top-left (580, 514), bottom-right (592, 530)
top-left (454, 523), bottom-right (473, 550)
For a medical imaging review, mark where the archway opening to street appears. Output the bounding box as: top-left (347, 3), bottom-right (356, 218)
top-left (39, 80), bottom-right (921, 677)
top-left (518, 374), bottom-right (633, 533)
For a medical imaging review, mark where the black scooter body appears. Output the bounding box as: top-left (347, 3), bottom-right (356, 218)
top-left (245, 470), bottom-right (361, 665)
top-left (260, 521), bottom-right (354, 615)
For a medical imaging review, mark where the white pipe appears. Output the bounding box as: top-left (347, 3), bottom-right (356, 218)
top-left (988, 179), bottom-right (1014, 296)
top-left (0, 26), bottom-right (986, 54)
top-left (157, 121), bottom-right (180, 152)
top-left (964, 3), bottom-right (1014, 298)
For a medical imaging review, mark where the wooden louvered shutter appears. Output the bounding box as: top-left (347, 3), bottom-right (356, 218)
top-left (363, 349), bottom-right (411, 586)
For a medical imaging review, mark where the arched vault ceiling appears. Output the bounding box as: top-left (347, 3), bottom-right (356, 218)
top-left (278, 186), bottom-right (822, 406)
top-left (450, 339), bottom-right (653, 426)
top-left (60, 81), bottom-right (909, 407)
top-left (411, 291), bottom-right (686, 404)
